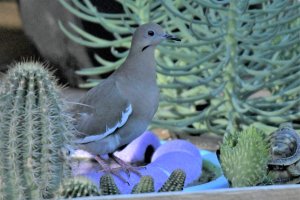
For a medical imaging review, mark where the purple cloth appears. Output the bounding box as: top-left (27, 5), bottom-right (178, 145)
top-left (114, 131), bottom-right (161, 163)
top-left (72, 131), bottom-right (202, 194)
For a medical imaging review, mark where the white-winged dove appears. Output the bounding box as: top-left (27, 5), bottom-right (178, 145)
top-left (70, 23), bottom-right (180, 179)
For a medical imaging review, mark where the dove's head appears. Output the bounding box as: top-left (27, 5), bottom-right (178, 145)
top-left (130, 23), bottom-right (180, 54)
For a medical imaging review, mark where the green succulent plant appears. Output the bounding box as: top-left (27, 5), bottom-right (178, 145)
top-left (59, 177), bottom-right (100, 198)
top-left (58, 0), bottom-right (300, 135)
top-left (220, 126), bottom-right (269, 187)
top-left (0, 62), bottom-right (73, 199)
top-left (99, 174), bottom-right (121, 195)
top-left (97, 169), bottom-right (186, 195)
top-left (131, 176), bottom-right (155, 194)
top-left (199, 160), bottom-right (222, 184)
top-left (158, 169), bottom-right (186, 192)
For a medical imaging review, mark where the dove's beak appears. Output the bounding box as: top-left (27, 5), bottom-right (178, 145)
top-left (163, 33), bottom-right (181, 41)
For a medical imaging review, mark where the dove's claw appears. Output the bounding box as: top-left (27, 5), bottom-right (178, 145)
top-left (94, 154), bottom-right (143, 184)
top-left (110, 154), bottom-right (143, 177)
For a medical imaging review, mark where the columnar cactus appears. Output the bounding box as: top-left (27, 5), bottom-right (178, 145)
top-left (131, 176), bottom-right (155, 194)
top-left (59, 177), bottom-right (100, 198)
top-left (158, 169), bottom-right (186, 192)
top-left (220, 126), bottom-right (269, 187)
top-left (0, 62), bottom-right (73, 199)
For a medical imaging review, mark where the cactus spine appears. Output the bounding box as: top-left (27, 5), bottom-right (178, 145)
top-left (59, 177), bottom-right (99, 198)
top-left (158, 169), bottom-right (186, 192)
top-left (220, 126), bottom-right (269, 187)
top-left (131, 176), bottom-right (154, 194)
top-left (0, 62), bottom-right (73, 199)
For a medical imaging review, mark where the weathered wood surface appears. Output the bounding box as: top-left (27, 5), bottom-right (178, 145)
top-left (72, 185), bottom-right (300, 200)
top-left (0, 2), bottom-right (21, 28)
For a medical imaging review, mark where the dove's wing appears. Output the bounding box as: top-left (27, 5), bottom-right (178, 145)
top-left (71, 78), bottom-right (132, 144)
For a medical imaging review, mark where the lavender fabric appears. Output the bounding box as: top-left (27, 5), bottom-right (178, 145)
top-left (151, 139), bottom-right (201, 161)
top-left (114, 131), bottom-right (161, 163)
top-left (72, 131), bottom-right (202, 194)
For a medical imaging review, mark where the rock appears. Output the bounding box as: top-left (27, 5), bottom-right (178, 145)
top-left (18, 0), bottom-right (92, 87)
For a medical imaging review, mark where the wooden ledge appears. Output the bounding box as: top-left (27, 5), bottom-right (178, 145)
top-left (0, 2), bottom-right (22, 29)
top-left (71, 184), bottom-right (300, 200)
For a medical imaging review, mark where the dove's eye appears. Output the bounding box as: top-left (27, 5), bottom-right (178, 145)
top-left (148, 30), bottom-right (154, 36)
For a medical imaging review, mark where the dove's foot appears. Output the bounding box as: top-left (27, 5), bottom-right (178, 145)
top-left (94, 155), bottom-right (144, 184)
top-left (109, 153), bottom-right (145, 178)
top-left (94, 155), bottom-right (129, 184)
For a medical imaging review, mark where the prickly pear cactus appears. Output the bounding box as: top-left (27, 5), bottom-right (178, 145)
top-left (220, 126), bottom-right (269, 187)
top-left (131, 176), bottom-right (155, 194)
top-left (99, 174), bottom-right (120, 195)
top-left (0, 62), bottom-right (73, 200)
top-left (59, 177), bottom-right (99, 198)
top-left (158, 169), bottom-right (186, 192)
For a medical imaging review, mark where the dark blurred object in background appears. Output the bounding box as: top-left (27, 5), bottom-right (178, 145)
top-left (18, 0), bottom-right (92, 86)
top-left (0, 0), bottom-right (123, 87)
top-left (0, 1), bottom-right (37, 71)
top-left (18, 0), bottom-right (124, 87)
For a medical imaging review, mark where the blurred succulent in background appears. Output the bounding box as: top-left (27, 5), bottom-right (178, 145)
top-left (58, 0), bottom-right (300, 135)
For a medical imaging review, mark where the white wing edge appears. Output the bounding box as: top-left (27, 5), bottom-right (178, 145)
top-left (74, 104), bottom-right (133, 144)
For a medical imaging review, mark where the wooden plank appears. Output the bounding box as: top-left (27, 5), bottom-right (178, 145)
top-left (0, 2), bottom-right (22, 29)
top-left (72, 185), bottom-right (300, 200)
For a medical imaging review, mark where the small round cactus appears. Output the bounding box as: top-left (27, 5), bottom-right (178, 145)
top-left (158, 169), bottom-right (186, 192)
top-left (100, 174), bottom-right (121, 195)
top-left (59, 177), bottom-right (100, 198)
top-left (131, 176), bottom-right (155, 194)
top-left (220, 126), bottom-right (269, 187)
top-left (97, 169), bottom-right (187, 196)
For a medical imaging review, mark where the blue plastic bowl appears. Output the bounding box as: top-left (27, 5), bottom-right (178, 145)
top-left (183, 149), bottom-right (229, 192)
